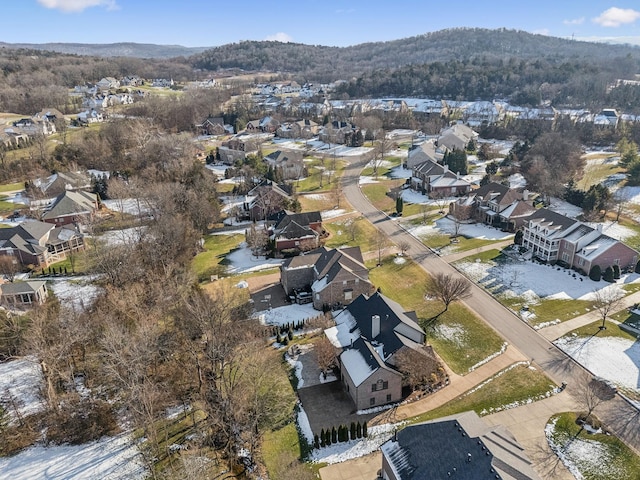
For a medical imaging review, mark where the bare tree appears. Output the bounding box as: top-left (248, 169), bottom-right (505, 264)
top-left (347, 217), bottom-right (361, 241)
top-left (375, 229), bottom-right (389, 266)
top-left (397, 240), bottom-right (411, 257)
top-left (246, 223), bottom-right (269, 257)
top-left (314, 336), bottom-right (338, 378)
top-left (574, 377), bottom-right (617, 434)
top-left (394, 346), bottom-right (445, 391)
top-left (0, 256), bottom-right (22, 282)
top-left (431, 190), bottom-right (450, 214)
top-left (425, 272), bottom-right (472, 323)
top-left (331, 179), bottom-right (343, 209)
top-left (592, 287), bottom-right (624, 330)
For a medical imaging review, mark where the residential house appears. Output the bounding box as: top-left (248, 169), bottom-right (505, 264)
top-left (380, 410), bottom-right (541, 480)
top-left (449, 182), bottom-right (535, 231)
top-left (264, 150), bottom-right (305, 181)
top-left (277, 119), bottom-right (319, 139)
top-left (594, 109), bottom-right (619, 128)
top-left (77, 109), bottom-right (104, 125)
top-left (96, 77), bottom-right (120, 91)
top-left (522, 208), bottom-right (639, 274)
top-left (33, 108), bottom-right (65, 124)
top-left (242, 180), bottom-right (292, 221)
top-left (197, 116), bottom-right (227, 136)
top-left (0, 280), bottom-right (48, 308)
top-left (411, 159), bottom-right (471, 197)
top-left (83, 95), bottom-right (109, 110)
top-left (29, 171), bottom-right (91, 200)
top-left (121, 75), bottom-right (143, 87)
top-left (0, 219), bottom-right (84, 268)
top-left (13, 117), bottom-right (56, 136)
top-left (319, 121), bottom-right (362, 146)
top-left (268, 210), bottom-right (323, 253)
top-left (280, 246), bottom-right (373, 310)
top-left (437, 123), bottom-right (477, 152)
top-left (40, 190), bottom-right (99, 227)
top-left (245, 116), bottom-right (280, 133)
top-left (0, 128), bottom-right (29, 148)
top-left (405, 139), bottom-right (444, 170)
top-left (325, 292), bottom-right (427, 410)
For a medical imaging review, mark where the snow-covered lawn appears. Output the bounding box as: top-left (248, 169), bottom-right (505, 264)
top-left (224, 242), bottom-right (283, 274)
top-left (389, 165), bottom-right (412, 179)
top-left (583, 221), bottom-right (637, 241)
top-left (616, 185), bottom-right (640, 205)
top-left (48, 277), bottom-right (102, 312)
top-left (554, 335), bottom-right (640, 393)
top-left (102, 199), bottom-right (149, 216)
top-left (0, 434), bottom-right (148, 480)
top-left (407, 217), bottom-right (513, 241)
top-left (456, 254), bottom-right (637, 303)
top-left (0, 357), bottom-right (45, 422)
top-left (95, 226), bottom-right (146, 247)
top-left (254, 303), bottom-right (320, 327)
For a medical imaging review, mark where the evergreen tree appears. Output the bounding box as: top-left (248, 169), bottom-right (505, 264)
top-left (636, 260), bottom-right (640, 274)
top-left (350, 422), bottom-right (357, 440)
top-left (363, 421), bottom-right (368, 437)
top-left (590, 265), bottom-right (602, 281)
top-left (320, 429), bottom-right (325, 447)
top-left (331, 426), bottom-right (337, 444)
top-left (356, 421), bottom-right (362, 438)
top-left (442, 149), bottom-right (468, 175)
top-left (613, 264), bottom-right (621, 279)
top-left (314, 434), bottom-right (320, 449)
top-left (603, 266), bottom-right (615, 282)
top-left (396, 195), bottom-right (404, 215)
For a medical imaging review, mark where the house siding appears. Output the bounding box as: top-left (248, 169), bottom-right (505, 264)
top-left (280, 265), bottom-right (314, 295)
top-left (587, 242), bottom-right (638, 273)
top-left (313, 273), bottom-right (374, 310)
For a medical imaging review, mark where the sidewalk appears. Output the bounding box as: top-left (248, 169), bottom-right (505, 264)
top-left (440, 238), bottom-right (514, 263)
top-left (538, 288), bottom-right (640, 341)
top-left (370, 345), bottom-right (528, 425)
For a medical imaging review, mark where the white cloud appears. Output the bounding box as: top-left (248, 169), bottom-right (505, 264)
top-left (265, 32), bottom-right (293, 43)
top-left (563, 17), bottom-right (585, 26)
top-left (37, 0), bottom-right (118, 13)
top-left (533, 28), bottom-right (550, 36)
top-left (593, 7), bottom-right (640, 27)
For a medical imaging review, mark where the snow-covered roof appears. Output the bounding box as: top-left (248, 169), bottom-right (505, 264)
top-left (340, 347), bottom-right (374, 386)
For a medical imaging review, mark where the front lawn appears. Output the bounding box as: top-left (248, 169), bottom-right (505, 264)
top-left (360, 179), bottom-right (405, 213)
top-left (191, 233), bottom-right (244, 282)
top-left (323, 217), bottom-right (379, 253)
top-left (546, 412), bottom-right (640, 480)
top-left (408, 363), bottom-right (556, 424)
top-left (368, 256), bottom-right (505, 374)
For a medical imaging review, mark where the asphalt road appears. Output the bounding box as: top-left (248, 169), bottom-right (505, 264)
top-left (341, 157), bottom-right (640, 454)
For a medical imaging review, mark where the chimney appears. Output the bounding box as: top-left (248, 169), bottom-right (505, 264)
top-left (371, 315), bottom-right (380, 339)
top-left (523, 189), bottom-right (529, 201)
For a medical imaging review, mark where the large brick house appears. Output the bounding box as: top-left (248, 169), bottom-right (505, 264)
top-left (410, 159), bottom-right (471, 197)
top-left (325, 292), bottom-right (427, 411)
top-left (268, 210), bottom-right (324, 253)
top-left (280, 246), bottom-right (373, 310)
top-left (522, 208), bottom-right (638, 274)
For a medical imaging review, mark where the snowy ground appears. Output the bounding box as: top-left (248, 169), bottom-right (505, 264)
top-left (48, 277), bottom-right (102, 312)
top-left (554, 335), bottom-right (640, 392)
top-left (94, 226), bottom-right (146, 247)
top-left (407, 217), bottom-right (513, 242)
top-left (456, 254), bottom-right (638, 303)
top-left (583, 221), bottom-right (636, 241)
top-left (254, 303), bottom-right (320, 327)
top-left (0, 434), bottom-right (148, 480)
top-left (225, 242), bottom-right (283, 274)
top-left (102, 199), bottom-right (150, 216)
top-left (0, 357), bottom-right (45, 422)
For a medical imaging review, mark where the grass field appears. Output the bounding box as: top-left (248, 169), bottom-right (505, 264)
top-left (191, 233), bottom-right (244, 282)
top-left (323, 217), bottom-right (379, 253)
top-left (367, 255), bottom-right (505, 374)
top-left (547, 412), bottom-right (640, 480)
top-left (408, 363), bottom-right (556, 423)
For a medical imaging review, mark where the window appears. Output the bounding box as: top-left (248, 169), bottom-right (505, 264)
top-left (386, 394), bottom-right (392, 402)
top-left (344, 290), bottom-right (353, 301)
top-left (372, 379), bottom-right (388, 391)
top-left (343, 280), bottom-right (347, 285)
top-left (370, 397), bottom-right (375, 406)
top-left (315, 293), bottom-right (320, 300)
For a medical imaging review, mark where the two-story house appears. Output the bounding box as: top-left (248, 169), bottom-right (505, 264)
top-left (268, 210), bottom-right (324, 253)
top-left (280, 246), bottom-right (373, 310)
top-left (325, 292), bottom-right (427, 411)
top-left (411, 159), bottom-right (471, 197)
top-left (522, 208), bottom-right (638, 274)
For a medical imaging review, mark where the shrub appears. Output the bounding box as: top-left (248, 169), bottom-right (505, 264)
top-left (603, 266), bottom-right (615, 282)
top-left (45, 397), bottom-right (119, 445)
top-left (314, 434), bottom-right (320, 449)
top-left (356, 421), bottom-right (362, 438)
top-left (350, 422), bottom-right (356, 440)
top-left (363, 421), bottom-right (368, 437)
top-left (613, 264), bottom-right (621, 279)
top-left (636, 260), bottom-right (640, 274)
top-left (589, 265), bottom-right (602, 282)
top-left (331, 426), bottom-right (337, 444)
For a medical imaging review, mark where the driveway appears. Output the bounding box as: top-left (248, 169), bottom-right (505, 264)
top-left (298, 382), bottom-right (378, 437)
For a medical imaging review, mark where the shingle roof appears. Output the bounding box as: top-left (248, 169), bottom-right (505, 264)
top-left (381, 411), bottom-right (541, 480)
top-left (41, 190), bottom-right (96, 221)
top-left (0, 280), bottom-right (47, 295)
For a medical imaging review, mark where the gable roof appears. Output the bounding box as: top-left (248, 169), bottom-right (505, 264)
top-left (0, 280), bottom-right (47, 296)
top-left (273, 211), bottom-right (322, 231)
top-left (526, 208), bottom-right (578, 232)
top-left (41, 190), bottom-right (97, 221)
top-left (381, 410), bottom-right (541, 480)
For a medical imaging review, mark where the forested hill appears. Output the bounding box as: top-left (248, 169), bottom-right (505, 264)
top-left (190, 28), bottom-right (640, 79)
top-left (0, 42), bottom-right (208, 59)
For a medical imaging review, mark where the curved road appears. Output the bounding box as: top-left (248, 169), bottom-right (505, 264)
top-left (341, 156), bottom-right (640, 454)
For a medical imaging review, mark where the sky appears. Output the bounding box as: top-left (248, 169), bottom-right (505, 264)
top-left (3, 1), bottom-right (640, 48)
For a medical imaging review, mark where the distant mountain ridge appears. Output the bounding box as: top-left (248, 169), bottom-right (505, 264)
top-left (0, 41), bottom-right (209, 59)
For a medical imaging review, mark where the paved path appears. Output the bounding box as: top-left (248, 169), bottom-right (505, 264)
top-left (539, 289), bottom-right (640, 341)
top-left (439, 238), bottom-right (515, 263)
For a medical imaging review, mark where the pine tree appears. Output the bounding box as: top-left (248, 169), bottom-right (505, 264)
top-left (314, 434), bottom-right (320, 449)
top-left (590, 265), bottom-right (602, 281)
top-left (613, 264), bottom-right (621, 279)
top-left (356, 422), bottom-right (362, 438)
top-left (603, 266), bottom-right (615, 282)
top-left (350, 422), bottom-right (356, 440)
top-left (363, 421), bottom-right (368, 437)
top-left (331, 426), bottom-right (337, 443)
top-left (325, 429), bottom-right (331, 446)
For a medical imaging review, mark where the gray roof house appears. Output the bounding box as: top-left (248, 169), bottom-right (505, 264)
top-left (41, 190), bottom-right (98, 226)
top-left (380, 410), bottom-right (541, 479)
top-left (0, 280), bottom-right (48, 308)
top-left (325, 292), bottom-right (426, 410)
